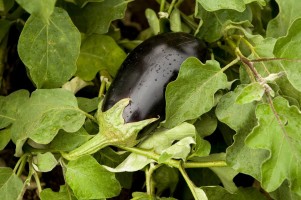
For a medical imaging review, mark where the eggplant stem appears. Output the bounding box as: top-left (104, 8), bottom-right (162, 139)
top-left (61, 133), bottom-right (111, 160)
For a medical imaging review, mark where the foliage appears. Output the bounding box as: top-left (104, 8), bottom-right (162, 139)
top-left (0, 0), bottom-right (300, 199)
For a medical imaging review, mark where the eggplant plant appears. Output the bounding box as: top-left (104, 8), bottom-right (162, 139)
top-left (0, 0), bottom-right (301, 200)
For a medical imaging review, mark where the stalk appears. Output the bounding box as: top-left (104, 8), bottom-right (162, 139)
top-left (61, 133), bottom-right (111, 160)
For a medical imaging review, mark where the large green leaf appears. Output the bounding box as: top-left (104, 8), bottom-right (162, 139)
top-left (246, 97), bottom-right (301, 195)
top-left (274, 18), bottom-right (301, 92)
top-left (0, 90), bottom-right (29, 129)
top-left (66, 0), bottom-right (128, 34)
top-left (66, 155), bottom-right (121, 199)
top-left (216, 85), bottom-right (268, 180)
top-left (18, 7), bottom-right (81, 88)
top-left (0, 168), bottom-right (23, 200)
top-left (11, 89), bottom-right (86, 156)
top-left (76, 34), bottom-right (126, 80)
top-left (16, 0), bottom-right (56, 22)
top-left (267, 0), bottom-right (301, 38)
top-left (196, 0), bottom-right (265, 12)
top-left (164, 58), bottom-right (229, 128)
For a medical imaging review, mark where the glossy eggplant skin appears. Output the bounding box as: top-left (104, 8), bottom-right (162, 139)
top-left (102, 32), bottom-right (207, 123)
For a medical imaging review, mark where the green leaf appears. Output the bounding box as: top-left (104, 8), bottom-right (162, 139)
top-left (0, 90), bottom-right (30, 129)
top-left (270, 180), bottom-right (300, 200)
top-left (18, 7), bottom-right (81, 88)
top-left (66, 155), bottom-right (121, 199)
top-left (235, 82), bottom-right (265, 104)
top-left (0, 128), bottom-right (10, 151)
top-left (267, 0), bottom-right (301, 38)
top-left (76, 34), bottom-right (126, 80)
top-left (132, 192), bottom-right (177, 200)
top-left (202, 186), bottom-right (266, 200)
top-left (11, 89), bottom-right (86, 156)
top-left (153, 165), bottom-right (179, 195)
top-left (164, 58), bottom-right (229, 128)
top-left (32, 152), bottom-right (58, 172)
top-left (105, 122), bottom-right (197, 172)
top-left (77, 97), bottom-right (100, 113)
top-left (274, 18), bottom-right (301, 92)
top-left (194, 112), bottom-right (217, 138)
top-left (16, 0), bottom-right (56, 22)
top-left (245, 96), bottom-right (301, 195)
top-left (74, 0), bottom-right (104, 8)
top-left (40, 185), bottom-right (77, 200)
top-left (170, 8), bottom-right (182, 32)
top-left (159, 136), bottom-right (195, 163)
top-left (195, 5), bottom-right (252, 42)
top-left (0, 167), bottom-right (23, 200)
top-left (216, 85), bottom-right (268, 180)
top-left (209, 167), bottom-right (238, 193)
top-left (66, 0), bottom-right (128, 34)
top-left (49, 128), bottom-right (92, 151)
top-left (196, 0), bottom-right (265, 12)
top-left (145, 8), bottom-right (160, 35)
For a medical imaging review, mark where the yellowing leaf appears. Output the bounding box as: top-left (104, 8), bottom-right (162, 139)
top-left (246, 97), bottom-right (301, 195)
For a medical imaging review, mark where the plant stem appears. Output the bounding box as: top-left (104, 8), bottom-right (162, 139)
top-left (145, 163), bottom-right (159, 195)
top-left (79, 110), bottom-right (98, 124)
top-left (118, 146), bottom-right (227, 168)
top-left (160, 0), bottom-right (166, 12)
top-left (220, 57), bottom-right (240, 72)
top-left (16, 154), bottom-right (28, 177)
top-left (178, 162), bottom-right (203, 200)
top-left (61, 133), bottom-right (111, 160)
top-left (167, 0), bottom-right (177, 15)
top-left (99, 75), bottom-right (106, 97)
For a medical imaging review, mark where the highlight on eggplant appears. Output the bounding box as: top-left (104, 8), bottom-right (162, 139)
top-left (102, 32), bottom-right (208, 123)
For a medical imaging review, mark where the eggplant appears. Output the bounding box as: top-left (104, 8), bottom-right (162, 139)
top-left (102, 32), bottom-right (208, 123)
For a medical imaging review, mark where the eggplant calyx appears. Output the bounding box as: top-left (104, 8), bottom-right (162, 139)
top-left (61, 98), bottom-right (158, 160)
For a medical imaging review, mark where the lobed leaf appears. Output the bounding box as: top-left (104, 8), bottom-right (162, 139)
top-left (76, 34), bottom-right (126, 80)
top-left (11, 89), bottom-right (86, 156)
top-left (274, 18), bottom-right (301, 92)
top-left (164, 58), bottom-right (229, 128)
top-left (216, 85), bottom-right (268, 180)
top-left (66, 155), bottom-right (121, 199)
top-left (246, 96), bottom-right (301, 194)
top-left (18, 7), bottom-right (81, 88)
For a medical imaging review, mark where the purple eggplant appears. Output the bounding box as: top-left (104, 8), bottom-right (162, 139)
top-left (102, 32), bottom-right (208, 123)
